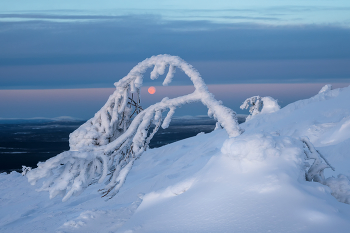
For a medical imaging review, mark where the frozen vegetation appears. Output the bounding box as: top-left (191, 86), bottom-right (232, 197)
top-left (1, 55), bottom-right (350, 232)
top-left (240, 95), bottom-right (280, 121)
top-left (26, 55), bottom-right (241, 201)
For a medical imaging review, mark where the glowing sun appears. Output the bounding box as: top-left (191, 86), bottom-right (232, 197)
top-left (148, 86), bottom-right (156, 94)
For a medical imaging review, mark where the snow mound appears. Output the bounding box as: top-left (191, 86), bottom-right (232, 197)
top-left (325, 175), bottom-right (350, 204)
top-left (221, 133), bottom-right (296, 161)
top-left (242, 84), bottom-right (350, 147)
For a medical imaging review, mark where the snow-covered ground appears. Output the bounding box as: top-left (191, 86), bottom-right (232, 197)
top-left (1, 84), bottom-right (350, 233)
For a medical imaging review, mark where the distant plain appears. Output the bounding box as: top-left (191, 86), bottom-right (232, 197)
top-left (0, 116), bottom-right (246, 173)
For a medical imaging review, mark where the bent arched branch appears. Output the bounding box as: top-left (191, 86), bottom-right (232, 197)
top-left (27, 54), bottom-right (242, 201)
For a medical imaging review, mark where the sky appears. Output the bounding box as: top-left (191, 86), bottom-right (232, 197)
top-left (0, 0), bottom-right (350, 118)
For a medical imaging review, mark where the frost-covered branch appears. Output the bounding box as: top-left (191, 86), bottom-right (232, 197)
top-left (240, 96), bottom-right (280, 121)
top-left (301, 137), bottom-right (334, 183)
top-left (301, 137), bottom-right (350, 205)
top-left (69, 90), bottom-right (142, 150)
top-left (22, 166), bottom-right (32, 176)
top-left (27, 54), bottom-right (242, 201)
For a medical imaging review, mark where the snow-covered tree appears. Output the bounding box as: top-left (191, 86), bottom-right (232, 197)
top-left (240, 96), bottom-right (280, 121)
top-left (301, 137), bottom-right (335, 184)
top-left (26, 54), bottom-right (243, 201)
top-left (300, 137), bottom-right (350, 204)
top-left (318, 84), bottom-right (332, 94)
top-left (21, 166), bottom-right (32, 176)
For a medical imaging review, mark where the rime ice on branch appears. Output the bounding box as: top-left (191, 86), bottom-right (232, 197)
top-left (301, 137), bottom-right (335, 183)
top-left (26, 54), bottom-right (242, 201)
top-left (299, 137), bottom-right (350, 204)
top-left (240, 96), bottom-right (280, 121)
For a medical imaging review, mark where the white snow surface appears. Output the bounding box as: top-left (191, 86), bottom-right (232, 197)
top-left (1, 84), bottom-right (350, 232)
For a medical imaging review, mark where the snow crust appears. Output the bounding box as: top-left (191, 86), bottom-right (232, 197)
top-left (1, 84), bottom-right (350, 232)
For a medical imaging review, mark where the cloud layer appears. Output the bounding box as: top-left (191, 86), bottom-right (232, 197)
top-left (1, 15), bottom-right (350, 89)
top-left (1, 83), bottom-right (349, 118)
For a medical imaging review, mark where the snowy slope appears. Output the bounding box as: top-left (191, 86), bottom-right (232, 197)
top-left (241, 85), bottom-right (350, 178)
top-left (1, 85), bottom-right (350, 233)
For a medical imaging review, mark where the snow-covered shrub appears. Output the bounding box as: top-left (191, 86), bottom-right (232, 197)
top-left (240, 96), bottom-right (280, 121)
top-left (318, 84), bottom-right (332, 94)
top-left (301, 137), bottom-right (335, 183)
top-left (301, 137), bottom-right (350, 204)
top-left (21, 166), bottom-right (32, 176)
top-left (26, 54), bottom-right (242, 201)
top-left (69, 90), bottom-right (142, 150)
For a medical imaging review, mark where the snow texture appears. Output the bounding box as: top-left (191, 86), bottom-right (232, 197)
top-left (26, 55), bottom-right (242, 201)
top-left (1, 70), bottom-right (350, 232)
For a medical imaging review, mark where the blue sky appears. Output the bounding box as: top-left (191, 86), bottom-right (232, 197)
top-left (0, 0), bottom-right (350, 118)
top-left (1, 0), bottom-right (350, 25)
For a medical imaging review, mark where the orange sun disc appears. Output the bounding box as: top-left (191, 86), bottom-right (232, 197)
top-left (148, 86), bottom-right (156, 94)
